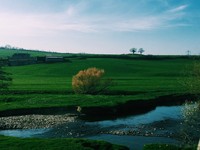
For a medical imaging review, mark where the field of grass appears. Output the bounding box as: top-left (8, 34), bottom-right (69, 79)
top-left (5, 57), bottom-right (193, 92)
top-left (0, 135), bottom-right (128, 150)
top-left (0, 56), bottom-right (197, 112)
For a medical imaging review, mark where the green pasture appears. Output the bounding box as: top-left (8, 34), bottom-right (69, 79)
top-left (0, 135), bottom-right (128, 150)
top-left (0, 57), bottom-right (196, 111)
top-left (6, 57), bottom-right (192, 93)
top-left (0, 93), bottom-right (160, 112)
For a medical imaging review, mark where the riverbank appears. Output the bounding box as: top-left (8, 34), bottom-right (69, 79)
top-left (0, 93), bottom-right (194, 119)
top-left (78, 93), bottom-right (194, 120)
top-left (0, 105), bottom-right (185, 150)
top-left (0, 116), bottom-right (181, 139)
top-left (0, 114), bottom-right (77, 129)
top-left (0, 105), bottom-right (184, 139)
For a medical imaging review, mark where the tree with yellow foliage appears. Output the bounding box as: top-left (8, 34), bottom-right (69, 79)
top-left (72, 67), bottom-right (112, 94)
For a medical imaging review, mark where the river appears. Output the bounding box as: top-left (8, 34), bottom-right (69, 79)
top-left (0, 105), bottom-right (183, 150)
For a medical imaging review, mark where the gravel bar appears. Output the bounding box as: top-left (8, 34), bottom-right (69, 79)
top-left (0, 114), bottom-right (77, 129)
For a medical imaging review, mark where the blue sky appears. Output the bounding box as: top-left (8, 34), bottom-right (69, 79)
top-left (0, 0), bottom-right (199, 55)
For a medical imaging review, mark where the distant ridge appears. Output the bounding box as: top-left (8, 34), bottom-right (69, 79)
top-left (0, 47), bottom-right (70, 58)
top-left (1, 47), bottom-right (198, 60)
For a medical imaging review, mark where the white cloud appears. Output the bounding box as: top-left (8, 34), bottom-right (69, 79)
top-left (168, 5), bottom-right (188, 13)
top-left (65, 5), bottom-right (76, 17)
top-left (112, 4), bottom-right (189, 32)
top-left (0, 1), bottom-right (191, 38)
top-left (0, 11), bottom-right (94, 37)
top-left (113, 16), bottom-right (161, 31)
top-left (0, 13), bottom-right (43, 36)
top-left (57, 23), bottom-right (96, 32)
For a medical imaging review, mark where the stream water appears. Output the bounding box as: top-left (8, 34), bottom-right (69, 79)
top-left (0, 105), bottom-right (183, 150)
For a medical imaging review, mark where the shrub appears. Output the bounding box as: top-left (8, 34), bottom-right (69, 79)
top-left (180, 62), bottom-right (200, 145)
top-left (181, 101), bottom-right (200, 144)
top-left (72, 67), bottom-right (112, 94)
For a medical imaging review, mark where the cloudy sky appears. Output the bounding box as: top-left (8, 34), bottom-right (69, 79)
top-left (0, 0), bottom-right (199, 55)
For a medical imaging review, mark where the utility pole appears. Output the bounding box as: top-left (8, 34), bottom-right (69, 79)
top-left (186, 50), bottom-right (191, 56)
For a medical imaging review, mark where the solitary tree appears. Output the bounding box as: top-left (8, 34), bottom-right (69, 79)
top-left (138, 48), bottom-right (145, 54)
top-left (72, 67), bottom-right (112, 94)
top-left (129, 48), bottom-right (137, 54)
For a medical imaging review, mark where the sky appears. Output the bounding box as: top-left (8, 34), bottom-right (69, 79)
top-left (0, 0), bottom-right (200, 55)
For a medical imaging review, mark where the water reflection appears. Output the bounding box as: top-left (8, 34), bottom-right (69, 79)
top-left (0, 128), bottom-right (50, 138)
top-left (86, 105), bottom-right (182, 127)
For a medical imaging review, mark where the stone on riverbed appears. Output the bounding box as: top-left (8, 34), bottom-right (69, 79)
top-left (0, 114), bottom-right (77, 129)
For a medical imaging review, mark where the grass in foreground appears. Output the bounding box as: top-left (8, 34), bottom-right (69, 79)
top-left (0, 92), bottom-right (165, 112)
top-left (0, 135), bottom-right (128, 150)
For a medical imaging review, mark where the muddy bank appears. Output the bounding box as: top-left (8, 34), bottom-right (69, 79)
top-left (0, 94), bottom-right (194, 120)
top-left (0, 114), bottom-right (77, 129)
top-left (80, 94), bottom-right (194, 121)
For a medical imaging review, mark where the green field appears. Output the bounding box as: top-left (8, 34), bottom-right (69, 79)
top-left (6, 57), bottom-right (192, 92)
top-left (0, 135), bottom-right (128, 150)
top-left (0, 55), bottom-right (197, 112)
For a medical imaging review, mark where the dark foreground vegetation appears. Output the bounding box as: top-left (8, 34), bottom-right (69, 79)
top-left (0, 135), bottom-right (128, 150)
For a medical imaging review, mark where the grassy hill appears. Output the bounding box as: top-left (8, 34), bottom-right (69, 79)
top-left (0, 53), bottom-right (197, 113)
top-left (1, 48), bottom-right (199, 112)
top-left (0, 48), bottom-right (70, 58)
top-left (6, 57), bottom-right (192, 93)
